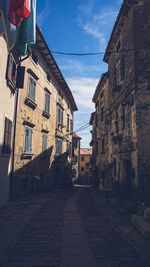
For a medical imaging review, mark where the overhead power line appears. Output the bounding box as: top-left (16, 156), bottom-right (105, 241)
top-left (50, 46), bottom-right (150, 56)
top-left (70, 57), bottom-right (150, 135)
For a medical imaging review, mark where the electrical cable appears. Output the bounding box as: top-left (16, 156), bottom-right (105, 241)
top-left (50, 46), bottom-right (150, 56)
top-left (70, 57), bottom-right (150, 135)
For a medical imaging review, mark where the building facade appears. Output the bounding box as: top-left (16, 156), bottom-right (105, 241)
top-left (80, 148), bottom-right (92, 184)
top-left (91, 0), bottom-right (150, 201)
top-left (0, 36), bottom-right (19, 207)
top-left (12, 27), bottom-right (77, 198)
top-left (72, 134), bottom-right (81, 181)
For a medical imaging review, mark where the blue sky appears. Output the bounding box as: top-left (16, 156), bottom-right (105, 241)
top-left (37, 0), bottom-right (123, 147)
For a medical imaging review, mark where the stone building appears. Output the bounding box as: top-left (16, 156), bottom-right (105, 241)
top-left (0, 36), bottom-right (19, 207)
top-left (72, 134), bottom-right (81, 181)
top-left (80, 148), bottom-right (92, 184)
top-left (12, 26), bottom-right (77, 198)
top-left (91, 0), bottom-right (150, 201)
top-left (91, 73), bottom-right (111, 188)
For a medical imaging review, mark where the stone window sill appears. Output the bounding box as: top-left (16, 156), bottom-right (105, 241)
top-left (21, 153), bottom-right (34, 159)
top-left (25, 97), bottom-right (37, 109)
top-left (42, 110), bottom-right (50, 119)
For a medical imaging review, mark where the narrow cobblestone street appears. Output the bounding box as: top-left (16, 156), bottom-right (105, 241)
top-left (0, 188), bottom-right (150, 267)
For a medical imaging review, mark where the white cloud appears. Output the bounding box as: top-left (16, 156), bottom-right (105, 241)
top-left (67, 77), bottom-right (98, 110)
top-left (60, 59), bottom-right (107, 76)
top-left (77, 5), bottom-right (119, 51)
top-left (66, 76), bottom-right (98, 147)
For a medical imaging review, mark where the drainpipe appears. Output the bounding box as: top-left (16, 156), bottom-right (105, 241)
top-left (9, 50), bottom-right (30, 202)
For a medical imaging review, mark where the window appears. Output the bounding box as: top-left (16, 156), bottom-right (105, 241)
top-left (44, 90), bottom-right (50, 114)
top-left (100, 91), bottom-right (104, 99)
top-left (95, 113), bottom-right (98, 127)
top-left (115, 55), bottom-right (124, 86)
top-left (116, 40), bottom-right (121, 53)
top-left (24, 127), bottom-right (33, 154)
top-left (121, 104), bottom-right (125, 130)
top-left (102, 139), bottom-right (105, 154)
top-left (73, 138), bottom-right (78, 149)
top-left (101, 106), bottom-right (104, 122)
top-left (2, 117), bottom-right (12, 154)
top-left (28, 75), bottom-right (36, 102)
top-left (115, 112), bottom-right (119, 134)
top-left (70, 119), bottom-right (73, 132)
top-left (47, 73), bottom-right (51, 82)
top-left (67, 115), bottom-right (69, 131)
top-left (32, 53), bottom-right (38, 64)
top-left (6, 53), bottom-right (17, 89)
top-left (81, 156), bottom-right (84, 161)
top-left (81, 167), bottom-right (84, 172)
top-left (96, 100), bottom-right (99, 108)
top-left (58, 90), bottom-right (63, 99)
top-left (42, 134), bottom-right (47, 152)
top-left (57, 105), bottom-right (63, 125)
top-left (86, 163), bottom-right (89, 168)
top-left (56, 138), bottom-right (62, 155)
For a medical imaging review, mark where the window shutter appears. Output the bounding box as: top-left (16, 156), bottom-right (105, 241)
top-left (61, 110), bottom-right (63, 124)
top-left (28, 76), bottom-right (36, 102)
top-left (6, 53), bottom-right (13, 80)
top-left (16, 66), bottom-right (25, 88)
top-left (29, 128), bottom-right (32, 153)
top-left (25, 128), bottom-right (29, 153)
top-left (42, 134), bottom-right (47, 152)
top-left (45, 93), bottom-right (50, 113)
top-left (24, 127), bottom-right (32, 153)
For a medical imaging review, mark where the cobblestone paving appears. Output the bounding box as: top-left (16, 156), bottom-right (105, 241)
top-left (2, 192), bottom-right (70, 267)
top-left (77, 189), bottom-right (149, 267)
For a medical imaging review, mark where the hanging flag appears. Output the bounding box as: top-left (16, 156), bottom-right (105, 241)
top-left (8, 0), bottom-right (30, 27)
top-left (24, 0), bottom-right (36, 44)
top-left (15, 0), bottom-right (36, 55)
top-left (0, 0), bottom-right (16, 50)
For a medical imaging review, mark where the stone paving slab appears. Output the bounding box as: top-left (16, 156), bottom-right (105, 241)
top-left (60, 192), bottom-right (97, 267)
top-left (0, 193), bottom-right (61, 266)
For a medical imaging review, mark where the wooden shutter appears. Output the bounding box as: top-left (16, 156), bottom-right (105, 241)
top-left (16, 66), bottom-right (25, 88)
top-left (6, 53), bottom-right (13, 80)
top-left (45, 92), bottom-right (50, 113)
top-left (42, 134), bottom-right (47, 152)
top-left (61, 109), bottom-right (63, 124)
top-left (24, 128), bottom-right (29, 152)
top-left (28, 76), bottom-right (36, 102)
top-left (25, 127), bottom-right (32, 153)
top-left (56, 139), bottom-right (62, 155)
top-left (29, 128), bottom-right (32, 153)
top-left (2, 117), bottom-right (12, 154)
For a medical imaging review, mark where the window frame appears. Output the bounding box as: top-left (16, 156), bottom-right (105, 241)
top-left (24, 126), bottom-right (33, 154)
top-left (44, 90), bottom-right (50, 114)
top-left (57, 105), bottom-right (64, 125)
top-left (42, 133), bottom-right (48, 153)
top-left (28, 74), bottom-right (36, 103)
top-left (56, 138), bottom-right (63, 155)
top-left (67, 115), bottom-right (70, 132)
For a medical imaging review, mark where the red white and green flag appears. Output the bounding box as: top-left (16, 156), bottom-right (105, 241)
top-left (8, 0), bottom-right (30, 27)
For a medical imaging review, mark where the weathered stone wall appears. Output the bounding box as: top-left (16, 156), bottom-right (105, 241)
top-left (0, 37), bottom-right (16, 207)
top-left (13, 47), bottom-right (74, 198)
